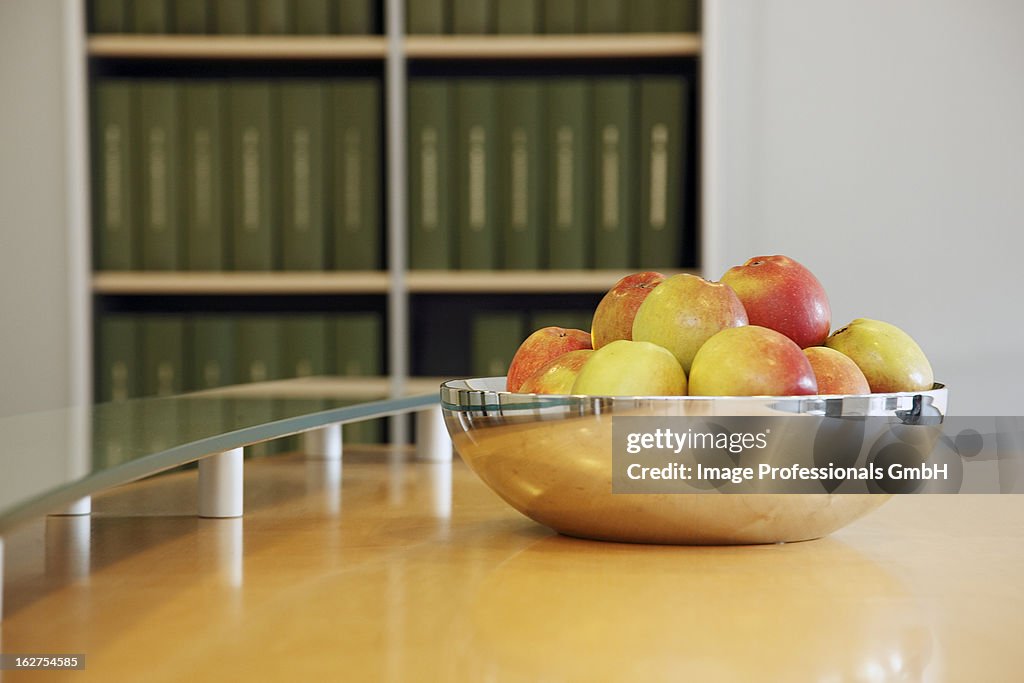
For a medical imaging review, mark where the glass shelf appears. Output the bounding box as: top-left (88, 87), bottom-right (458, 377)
top-left (0, 377), bottom-right (440, 534)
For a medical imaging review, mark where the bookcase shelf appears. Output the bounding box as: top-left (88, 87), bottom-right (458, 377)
top-left (404, 33), bottom-right (700, 59)
top-left (87, 34), bottom-right (389, 60)
top-left (92, 270), bottom-right (699, 295)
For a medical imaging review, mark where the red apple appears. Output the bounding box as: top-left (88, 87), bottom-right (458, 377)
top-left (720, 255), bottom-right (831, 348)
top-left (506, 327), bottom-right (593, 392)
top-left (803, 346), bottom-right (870, 395)
top-left (631, 273), bottom-right (748, 373)
top-left (591, 271), bottom-right (666, 349)
top-left (689, 326), bottom-right (818, 396)
top-left (519, 349), bottom-right (594, 394)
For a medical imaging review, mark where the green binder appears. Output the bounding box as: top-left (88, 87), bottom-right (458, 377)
top-left (92, 0), bottom-right (127, 33)
top-left (408, 80), bottom-right (453, 269)
top-left (92, 81), bottom-right (136, 270)
top-left (255, 0), bottom-right (291, 33)
top-left (97, 315), bottom-right (141, 402)
top-left (229, 82), bottom-right (276, 270)
top-left (583, 0), bottom-right (622, 32)
top-left (337, 0), bottom-right (375, 34)
top-left (236, 316), bottom-right (283, 384)
top-left (184, 82), bottom-right (226, 270)
top-left (406, 0), bottom-right (446, 33)
top-left (280, 82), bottom-right (327, 270)
top-left (638, 77), bottom-right (687, 269)
top-left (332, 80), bottom-right (381, 270)
top-left (132, 0), bottom-right (168, 33)
top-left (542, 0), bottom-right (579, 33)
top-left (471, 312), bottom-right (524, 377)
top-left (627, 0), bottom-right (659, 32)
top-left (174, 0), bottom-right (209, 33)
top-left (456, 81), bottom-right (498, 269)
top-left (213, 0), bottom-right (252, 33)
top-left (592, 78), bottom-right (636, 269)
top-left (283, 315), bottom-right (330, 378)
top-left (545, 79), bottom-right (591, 269)
top-left (335, 313), bottom-right (384, 443)
top-left (452, 0), bottom-right (493, 33)
top-left (498, 80), bottom-right (542, 269)
top-left (190, 317), bottom-right (237, 389)
top-left (294, 0), bottom-right (331, 34)
top-left (496, 0), bottom-right (538, 33)
top-left (141, 316), bottom-right (186, 397)
top-left (666, 0), bottom-right (700, 32)
top-left (138, 81), bottom-right (182, 271)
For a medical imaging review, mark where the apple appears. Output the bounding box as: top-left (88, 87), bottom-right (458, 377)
top-left (519, 349), bottom-right (594, 394)
top-left (591, 271), bottom-right (666, 349)
top-left (803, 346), bottom-right (870, 395)
top-left (631, 273), bottom-right (748, 373)
top-left (824, 319), bottom-right (934, 393)
top-left (720, 255), bottom-right (831, 348)
top-left (689, 326), bottom-right (818, 396)
top-left (506, 327), bottom-right (593, 392)
top-left (571, 340), bottom-right (687, 396)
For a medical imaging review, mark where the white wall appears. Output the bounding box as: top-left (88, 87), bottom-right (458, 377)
top-left (706, 0), bottom-right (1024, 414)
top-left (0, 0), bottom-right (90, 416)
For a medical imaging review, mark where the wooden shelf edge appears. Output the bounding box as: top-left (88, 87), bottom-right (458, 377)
top-left (405, 33), bottom-right (701, 59)
top-left (87, 34), bottom-right (389, 59)
top-left (92, 270), bottom-right (700, 295)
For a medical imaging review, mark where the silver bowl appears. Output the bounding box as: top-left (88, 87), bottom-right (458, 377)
top-left (441, 378), bottom-right (948, 545)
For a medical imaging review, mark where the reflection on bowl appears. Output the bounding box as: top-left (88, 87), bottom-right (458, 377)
top-left (441, 378), bottom-right (948, 545)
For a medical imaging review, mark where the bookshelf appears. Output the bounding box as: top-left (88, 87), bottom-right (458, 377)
top-left (86, 0), bottom-right (703, 417)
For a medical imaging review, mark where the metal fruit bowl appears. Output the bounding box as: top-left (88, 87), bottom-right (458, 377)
top-left (441, 378), bottom-right (948, 545)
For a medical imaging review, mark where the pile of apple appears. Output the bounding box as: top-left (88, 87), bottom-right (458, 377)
top-left (506, 255), bottom-right (935, 397)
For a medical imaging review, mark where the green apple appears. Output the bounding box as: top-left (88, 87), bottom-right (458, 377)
top-left (803, 346), bottom-right (870, 395)
top-left (689, 326), bottom-right (818, 396)
top-left (631, 273), bottom-right (748, 373)
top-left (824, 319), bottom-right (934, 393)
top-left (520, 349), bottom-right (594, 394)
top-left (571, 340), bottom-right (687, 396)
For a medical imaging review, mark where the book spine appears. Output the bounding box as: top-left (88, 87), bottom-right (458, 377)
top-left (530, 309), bottom-right (593, 332)
top-left (190, 317), bottom-right (237, 389)
top-left (96, 315), bottom-right (141, 401)
top-left (293, 0), bottom-right (331, 34)
top-left (236, 315), bottom-right (284, 383)
top-left (132, 0), bottom-right (169, 33)
top-left (638, 76), bottom-right (687, 269)
top-left (337, 0), bottom-right (375, 34)
top-left (91, 0), bottom-right (127, 33)
top-left (406, 0), bottom-right (446, 33)
top-left (495, 0), bottom-right (537, 34)
top-left (141, 316), bottom-right (186, 397)
top-left (174, 0), bottom-right (210, 33)
top-left (592, 78), bottom-right (635, 269)
top-left (92, 81), bottom-right (137, 270)
top-left (229, 82), bottom-right (277, 270)
top-left (498, 80), bottom-right (542, 269)
top-left (212, 0), bottom-right (252, 33)
top-left (545, 79), bottom-right (591, 269)
top-left (471, 312), bottom-right (524, 377)
top-left (280, 82), bottom-right (327, 270)
top-left (335, 313), bottom-right (384, 443)
top-left (283, 315), bottom-right (330, 378)
top-left (627, 0), bottom-right (660, 32)
top-left (665, 0), bottom-right (700, 32)
top-left (255, 0), bottom-right (291, 33)
top-left (451, 0), bottom-right (492, 33)
top-left (138, 81), bottom-right (182, 271)
top-left (456, 81), bottom-right (498, 270)
top-left (583, 0), bottom-right (622, 33)
top-left (184, 82), bottom-right (227, 270)
top-left (542, 0), bottom-right (578, 33)
top-left (332, 80), bottom-right (382, 270)
top-left (408, 80), bottom-right (453, 269)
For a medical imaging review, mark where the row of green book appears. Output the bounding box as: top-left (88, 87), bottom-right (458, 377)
top-left (410, 76), bottom-right (690, 271)
top-left (471, 309), bottom-right (592, 378)
top-left (96, 312), bottom-right (383, 401)
top-left (90, 0), bottom-right (378, 35)
top-left (92, 79), bottom-right (381, 271)
top-left (409, 0), bottom-right (699, 34)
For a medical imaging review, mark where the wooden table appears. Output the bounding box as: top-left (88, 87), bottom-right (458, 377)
top-left (1, 448), bottom-right (1022, 681)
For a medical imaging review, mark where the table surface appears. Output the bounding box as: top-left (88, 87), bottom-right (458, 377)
top-left (1, 448), bottom-right (1021, 682)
